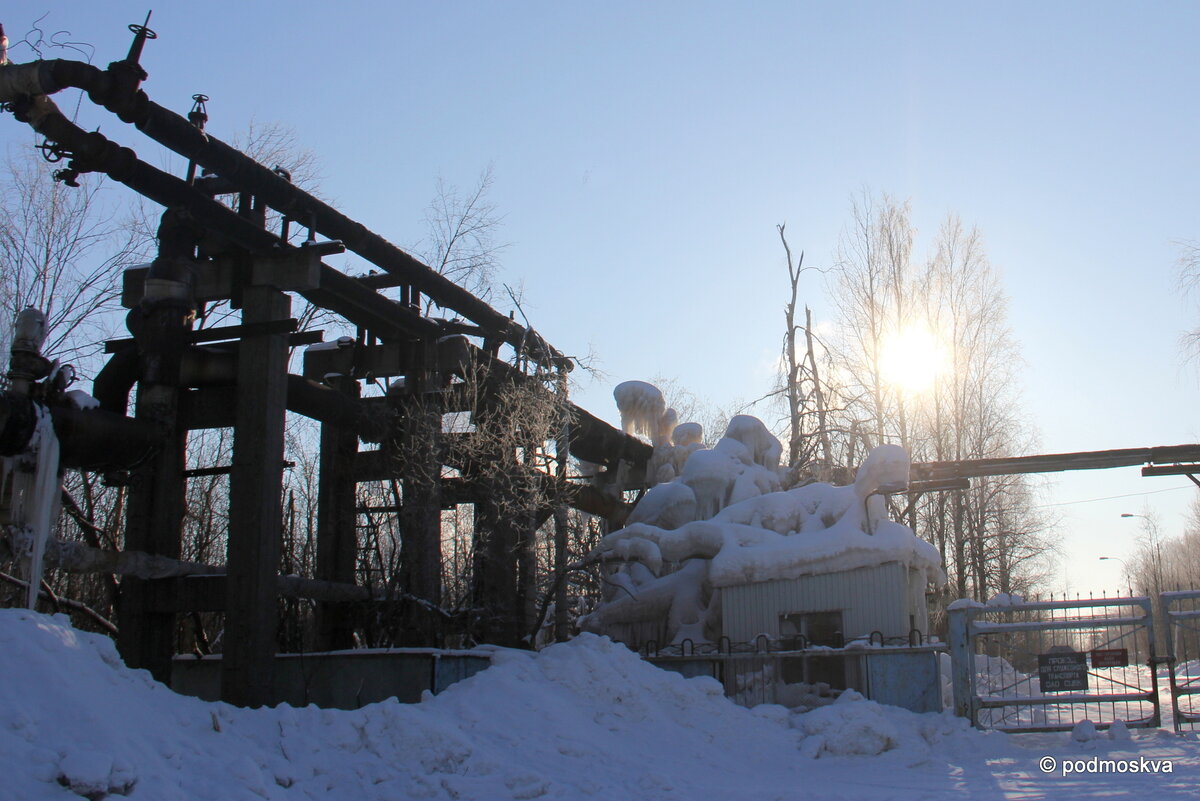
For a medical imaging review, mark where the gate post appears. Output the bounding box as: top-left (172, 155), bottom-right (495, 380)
top-left (948, 606), bottom-right (974, 722)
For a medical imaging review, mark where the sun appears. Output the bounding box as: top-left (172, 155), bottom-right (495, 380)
top-left (879, 323), bottom-right (945, 394)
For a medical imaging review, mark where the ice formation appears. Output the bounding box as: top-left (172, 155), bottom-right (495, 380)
top-left (0, 406), bottom-right (62, 608)
top-left (614, 380), bottom-right (676, 445)
top-left (584, 386), bottom-right (942, 645)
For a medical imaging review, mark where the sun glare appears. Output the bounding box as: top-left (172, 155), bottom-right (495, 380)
top-left (879, 324), bottom-right (944, 394)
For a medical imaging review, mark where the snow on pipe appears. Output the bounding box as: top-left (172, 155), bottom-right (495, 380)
top-left (583, 382), bottom-right (941, 645)
top-left (0, 56), bottom-right (570, 371)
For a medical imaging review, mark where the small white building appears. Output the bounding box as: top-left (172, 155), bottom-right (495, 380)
top-left (721, 561), bottom-right (932, 646)
top-left (583, 398), bottom-right (946, 710)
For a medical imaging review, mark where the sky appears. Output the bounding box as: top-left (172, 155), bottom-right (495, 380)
top-left (2, 2), bottom-right (1198, 594)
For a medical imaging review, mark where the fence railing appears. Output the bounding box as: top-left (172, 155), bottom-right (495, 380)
top-left (949, 596), bottom-right (1159, 732)
top-left (642, 634), bottom-right (943, 711)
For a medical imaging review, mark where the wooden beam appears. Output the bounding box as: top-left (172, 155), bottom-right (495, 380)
top-left (180, 386), bottom-right (237, 430)
top-left (121, 244), bottom-right (343, 308)
top-left (222, 285), bottom-right (291, 708)
top-left (315, 376), bottom-right (361, 650)
top-left (116, 306), bottom-right (189, 683)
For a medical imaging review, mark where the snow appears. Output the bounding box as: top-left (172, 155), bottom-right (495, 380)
top-left (1072, 719), bottom-right (1101, 742)
top-left (303, 335), bottom-right (354, 353)
top-left (986, 592), bottom-right (1027, 607)
top-left (672, 421), bottom-right (703, 447)
top-left (583, 411), bottom-right (943, 644)
top-left (65, 390), bottom-right (100, 410)
top-left (5, 609), bottom-right (1200, 800)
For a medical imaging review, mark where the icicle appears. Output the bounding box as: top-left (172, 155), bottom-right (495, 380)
top-left (6, 406), bottom-right (62, 609)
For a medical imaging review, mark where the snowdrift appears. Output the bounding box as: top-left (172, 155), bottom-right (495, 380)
top-left (1, 610), bottom-right (1002, 801)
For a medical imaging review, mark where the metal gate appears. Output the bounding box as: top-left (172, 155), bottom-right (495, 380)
top-left (1163, 590), bottom-right (1200, 732)
top-left (949, 595), bottom-right (1159, 732)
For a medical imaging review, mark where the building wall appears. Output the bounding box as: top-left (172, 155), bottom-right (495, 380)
top-left (721, 561), bottom-right (926, 643)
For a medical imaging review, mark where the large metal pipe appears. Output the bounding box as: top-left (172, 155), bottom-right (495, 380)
top-left (14, 94), bottom-right (434, 345)
top-left (0, 391), bottom-right (158, 470)
top-left (0, 58), bottom-right (569, 370)
top-left (92, 347), bottom-right (139, 415)
top-left (51, 403), bottom-right (159, 470)
top-left (15, 98), bottom-right (646, 469)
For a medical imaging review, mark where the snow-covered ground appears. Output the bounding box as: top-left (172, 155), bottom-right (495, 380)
top-left (3, 610), bottom-right (1200, 800)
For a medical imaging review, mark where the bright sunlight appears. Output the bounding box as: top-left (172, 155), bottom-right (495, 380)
top-left (879, 323), bottom-right (945, 394)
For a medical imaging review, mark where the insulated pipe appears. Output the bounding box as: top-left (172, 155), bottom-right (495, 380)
top-left (8, 95), bottom-right (645, 468)
top-left (178, 347), bottom-right (237, 387)
top-left (13, 95), bottom-right (430, 344)
top-left (174, 347), bottom-right (387, 442)
top-left (0, 59), bottom-right (569, 371)
top-left (286, 375), bottom-right (388, 443)
top-left (51, 403), bottom-right (158, 470)
top-left (0, 391), bottom-right (157, 469)
top-left (92, 347), bottom-right (139, 415)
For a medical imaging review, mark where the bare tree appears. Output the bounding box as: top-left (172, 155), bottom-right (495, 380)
top-left (1178, 240), bottom-right (1200, 362)
top-left (0, 144), bottom-right (151, 629)
top-left (775, 224), bottom-right (836, 480)
top-left (0, 147), bottom-right (149, 367)
top-left (418, 166), bottom-right (503, 304)
top-left (819, 194), bottom-right (1054, 626)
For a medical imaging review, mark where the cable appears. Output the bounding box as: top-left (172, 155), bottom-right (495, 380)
top-left (1037, 485), bottom-right (1194, 509)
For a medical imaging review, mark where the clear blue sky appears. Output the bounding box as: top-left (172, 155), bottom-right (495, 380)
top-left (5, 2), bottom-right (1198, 594)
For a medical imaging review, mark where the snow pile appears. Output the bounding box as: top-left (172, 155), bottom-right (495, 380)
top-left (584, 404), bottom-right (942, 644)
top-left (779, 689), bottom-right (1002, 765)
top-left (0, 609), bottom-right (995, 800)
top-left (974, 654), bottom-right (1041, 698)
top-left (0, 611), bottom-right (803, 800)
top-left (973, 653), bottom-right (1046, 728)
top-left (6, 610), bottom-right (1200, 800)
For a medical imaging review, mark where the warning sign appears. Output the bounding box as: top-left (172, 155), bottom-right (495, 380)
top-left (1038, 650), bottom-right (1089, 692)
top-left (1089, 648), bottom-right (1129, 668)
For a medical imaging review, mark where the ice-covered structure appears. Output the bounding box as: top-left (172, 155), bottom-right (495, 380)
top-left (583, 388), bottom-right (944, 654)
